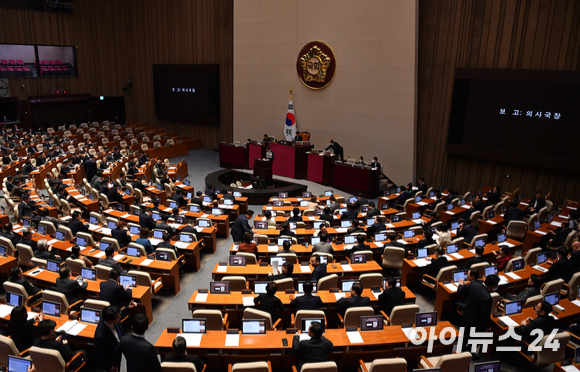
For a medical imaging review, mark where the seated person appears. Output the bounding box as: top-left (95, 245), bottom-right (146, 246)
top-left (312, 232), bottom-right (333, 254)
top-left (238, 231), bottom-right (258, 254)
top-left (292, 321), bottom-right (333, 371)
top-left (347, 220), bottom-right (365, 235)
top-left (33, 319), bottom-right (84, 369)
top-left (163, 336), bottom-right (205, 372)
top-left (378, 277), bottom-right (406, 316)
top-left (8, 265), bottom-right (41, 295)
top-left (56, 265), bottom-right (87, 311)
top-left (8, 305), bottom-right (43, 351)
top-left (70, 244), bottom-right (92, 268)
top-left (548, 246), bottom-right (575, 283)
top-left (456, 219), bottom-right (477, 246)
top-left (491, 246), bottom-right (512, 272)
top-left (516, 301), bottom-right (555, 344)
top-left (280, 221), bottom-right (299, 243)
top-left (270, 261), bottom-right (294, 281)
top-left (288, 208), bottom-right (302, 222)
top-left (253, 282), bottom-right (284, 325)
top-left (290, 280), bottom-right (323, 310)
top-left (112, 220), bottom-right (131, 248)
top-left (340, 202), bottom-right (358, 220)
top-left (366, 215), bottom-right (386, 236)
top-left (502, 274), bottom-right (541, 303)
top-left (157, 231), bottom-right (178, 257)
top-left (336, 282), bottom-right (371, 313)
top-left (97, 246), bottom-right (124, 272)
top-left (263, 210), bottom-right (276, 228)
top-left (319, 207), bottom-right (334, 226)
top-left (462, 245), bottom-right (487, 269)
top-left (425, 246), bottom-right (449, 279)
top-left (504, 201), bottom-right (528, 223)
top-left (135, 227), bottom-right (154, 255)
top-left (350, 234), bottom-right (370, 253)
top-left (310, 254), bottom-right (327, 284)
top-left (34, 239), bottom-right (62, 262)
top-left (278, 240), bottom-right (296, 254)
top-left (434, 223), bottom-right (452, 248)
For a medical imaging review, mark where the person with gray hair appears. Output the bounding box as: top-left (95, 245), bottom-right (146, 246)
top-left (34, 239), bottom-right (62, 262)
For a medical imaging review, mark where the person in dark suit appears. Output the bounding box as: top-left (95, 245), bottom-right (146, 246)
top-left (84, 156), bottom-right (97, 184)
top-left (97, 247), bottom-right (124, 272)
top-left (324, 140), bottom-right (343, 162)
top-left (230, 210), bottom-right (254, 242)
top-left (347, 220), bottom-right (365, 235)
top-left (366, 202), bottom-right (381, 218)
top-left (294, 131), bottom-right (303, 142)
top-left (288, 208), bottom-right (302, 222)
top-left (378, 277), bottom-right (406, 316)
top-left (223, 190), bottom-right (235, 201)
top-left (319, 207), bottom-right (334, 226)
top-left (9, 265), bottom-right (41, 296)
top-left (112, 314), bottom-right (162, 372)
top-left (418, 177), bottom-right (428, 195)
top-left (369, 157), bottom-right (381, 170)
top-left (180, 222), bottom-right (201, 242)
top-left (503, 274), bottom-right (541, 303)
top-left (157, 231), bottom-right (178, 257)
top-left (395, 183), bottom-right (414, 206)
top-left (262, 134), bottom-right (270, 144)
top-left (164, 336), bottom-right (205, 372)
top-left (462, 246), bottom-right (487, 269)
top-left (33, 319), bottom-right (84, 369)
top-left (60, 159), bottom-right (73, 176)
top-left (17, 194), bottom-right (34, 223)
top-left (366, 216), bottom-right (386, 237)
top-left (34, 239), bottom-right (62, 262)
top-left (2, 222), bottom-right (20, 248)
top-left (457, 273), bottom-right (500, 351)
top-left (254, 282), bottom-right (284, 323)
top-left (504, 201), bottom-right (528, 223)
top-left (26, 144), bottom-right (36, 154)
top-left (265, 146), bottom-right (274, 161)
top-left (138, 153), bottom-right (148, 166)
top-left (100, 269), bottom-right (133, 310)
top-left (20, 228), bottom-right (38, 251)
top-left (111, 220), bottom-right (131, 248)
top-left (336, 283), bottom-right (371, 313)
top-left (151, 198), bottom-right (164, 213)
top-left (457, 219), bottom-right (478, 245)
top-left (350, 234), bottom-right (370, 254)
top-left (8, 305), bottom-right (43, 352)
top-left (107, 185), bottom-right (124, 206)
top-left (205, 184), bottom-right (216, 200)
top-left (517, 301), bottom-right (555, 344)
top-left (22, 160), bottom-right (36, 175)
top-left (277, 240), bottom-right (296, 254)
top-left (290, 280), bottom-right (323, 310)
top-left (548, 246), bottom-right (575, 283)
top-left (156, 213), bottom-right (176, 237)
top-left (425, 247), bottom-right (449, 279)
top-left (56, 265), bottom-right (87, 310)
top-left (384, 231), bottom-right (413, 258)
top-left (68, 211), bottom-right (89, 237)
top-left (292, 321), bottom-right (333, 371)
top-left (469, 195), bottom-right (486, 216)
top-left (549, 221), bottom-right (572, 248)
top-left (270, 261), bottom-right (294, 281)
top-left (529, 191), bottom-right (546, 214)
top-left (486, 186), bottom-right (501, 205)
top-left (310, 255), bottom-right (327, 283)
top-left (139, 208), bottom-right (157, 230)
top-left (328, 196), bottom-right (340, 214)
top-left (93, 303), bottom-right (136, 371)
top-left (190, 191), bottom-right (204, 206)
top-left (572, 240), bottom-right (580, 270)
top-left (312, 232), bottom-right (333, 254)
top-left (341, 203), bottom-right (358, 220)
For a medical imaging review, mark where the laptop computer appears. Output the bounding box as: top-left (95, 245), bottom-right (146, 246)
top-left (474, 238), bottom-right (486, 248)
top-left (0, 245), bottom-right (6, 257)
top-left (117, 204), bottom-right (125, 212)
top-left (446, 244), bottom-right (458, 254)
top-left (127, 246), bottom-right (141, 257)
top-left (403, 230), bottom-right (416, 239)
top-left (120, 274), bottom-right (137, 288)
top-left (277, 237), bottom-right (291, 246)
top-left (511, 258), bottom-right (525, 272)
top-left (80, 267), bottom-right (96, 281)
top-left (273, 201), bottom-right (283, 207)
top-left (254, 281), bottom-right (270, 294)
top-left (198, 219), bottom-right (211, 228)
top-left (452, 269), bottom-right (468, 283)
top-left (375, 233), bottom-right (387, 242)
top-left (297, 281), bottom-right (317, 293)
top-left (497, 233), bottom-right (507, 244)
top-left (341, 279), bottom-right (358, 292)
top-left (8, 355), bottom-right (33, 372)
top-left (382, 277), bottom-right (401, 290)
top-left (324, 190), bottom-right (333, 197)
top-left (279, 192), bottom-right (288, 199)
top-left (241, 319), bottom-right (266, 335)
top-left (360, 315), bottom-right (384, 331)
top-left (37, 225), bottom-right (46, 235)
top-left (211, 208), bottom-right (223, 216)
top-left (391, 215), bottom-right (401, 223)
top-left (301, 318), bottom-right (324, 333)
top-left (6, 292), bottom-right (23, 307)
top-left (473, 361), bottom-right (501, 372)
top-left (230, 255), bottom-right (246, 266)
top-left (224, 199), bottom-right (233, 205)
top-left (300, 200), bottom-right (308, 207)
top-left (313, 221), bottom-right (325, 229)
top-left (536, 252), bottom-right (548, 265)
top-left (107, 221), bottom-right (117, 229)
top-left (190, 205), bottom-right (201, 213)
top-left (351, 253), bottom-right (367, 264)
top-left (180, 233), bottom-right (193, 243)
top-left (544, 292), bottom-right (559, 306)
top-left (289, 222), bottom-right (298, 230)
top-left (504, 301), bottom-right (522, 316)
top-left (310, 237), bottom-right (320, 245)
top-left (55, 230), bottom-right (66, 242)
top-left (270, 256), bottom-right (286, 268)
top-left (153, 230), bottom-right (164, 239)
top-left (42, 300), bottom-right (61, 317)
top-left (415, 248), bottom-right (428, 259)
top-left (484, 265), bottom-right (498, 277)
top-left (341, 220), bottom-right (353, 228)
top-left (210, 281), bottom-right (230, 294)
top-left (344, 235), bottom-right (356, 245)
top-left (156, 250), bottom-right (172, 262)
top-left (415, 312), bottom-right (437, 327)
top-left (182, 319), bottom-right (207, 333)
top-left (233, 191), bottom-right (241, 197)
top-left (80, 307), bottom-right (101, 324)
top-left (152, 212), bottom-right (161, 221)
top-left (303, 192), bottom-right (311, 198)
top-left (169, 201), bottom-right (177, 209)
top-left (76, 236), bottom-right (87, 247)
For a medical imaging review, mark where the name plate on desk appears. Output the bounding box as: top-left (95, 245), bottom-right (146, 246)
top-left (259, 262), bottom-right (269, 266)
top-left (286, 328), bottom-right (298, 334)
top-left (241, 289), bottom-right (252, 294)
top-left (330, 288), bottom-right (340, 293)
top-left (227, 329), bottom-right (239, 334)
top-left (167, 328), bottom-right (180, 333)
top-left (198, 289), bottom-right (208, 293)
top-left (285, 289), bottom-right (295, 294)
top-left (346, 327), bottom-right (358, 332)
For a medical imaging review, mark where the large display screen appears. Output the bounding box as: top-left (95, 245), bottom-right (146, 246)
top-left (447, 68), bottom-right (580, 171)
top-left (152, 64), bottom-right (220, 123)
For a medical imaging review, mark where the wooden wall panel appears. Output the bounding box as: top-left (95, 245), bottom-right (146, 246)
top-left (417, 0), bottom-right (580, 207)
top-left (0, 0), bottom-right (233, 150)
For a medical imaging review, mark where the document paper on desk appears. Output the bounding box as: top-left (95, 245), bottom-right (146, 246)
top-left (401, 327), bottom-right (422, 341)
top-left (27, 312), bottom-right (38, 321)
top-left (571, 299), bottom-right (580, 308)
top-left (300, 266), bottom-right (311, 273)
top-left (505, 272), bottom-right (521, 280)
top-left (346, 331), bottom-right (364, 344)
top-left (195, 293), bottom-right (208, 302)
top-left (562, 366), bottom-right (580, 372)
top-left (413, 258), bottom-right (430, 267)
top-left (450, 252), bottom-right (464, 259)
top-left (412, 219), bottom-right (424, 225)
top-left (94, 252), bottom-right (106, 258)
top-left (334, 293), bottom-right (347, 301)
top-left (178, 333), bottom-right (203, 347)
top-left (444, 283), bottom-right (458, 292)
top-left (498, 316), bottom-right (519, 327)
top-left (140, 259), bottom-right (153, 266)
top-left (341, 264), bottom-right (353, 271)
top-left (27, 268), bottom-right (45, 276)
top-left (113, 254), bottom-right (125, 261)
top-left (335, 228), bottom-right (347, 233)
top-left (47, 239), bottom-right (59, 245)
top-left (0, 305), bottom-right (13, 318)
top-left (216, 265), bottom-right (228, 273)
top-left (225, 334), bottom-right (240, 347)
top-left (57, 320), bottom-right (87, 336)
top-left (268, 246), bottom-right (278, 252)
top-left (242, 297), bottom-right (255, 307)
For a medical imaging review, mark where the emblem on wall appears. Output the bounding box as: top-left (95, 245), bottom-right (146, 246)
top-left (296, 41), bottom-right (336, 90)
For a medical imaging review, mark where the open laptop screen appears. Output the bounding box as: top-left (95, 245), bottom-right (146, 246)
top-left (415, 312), bottom-right (437, 327)
top-left (504, 301), bottom-right (522, 316)
top-left (360, 315), bottom-right (384, 331)
top-left (242, 319), bottom-right (266, 334)
top-left (182, 319), bottom-right (207, 333)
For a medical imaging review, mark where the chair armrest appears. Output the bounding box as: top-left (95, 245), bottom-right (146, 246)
top-left (223, 313), bottom-right (229, 328)
top-left (337, 312), bottom-right (344, 327)
top-left (560, 283), bottom-right (570, 295)
top-left (30, 289), bottom-right (43, 302)
top-left (18, 347), bottom-right (31, 357)
top-left (68, 299), bottom-right (84, 312)
top-left (291, 313), bottom-right (295, 327)
top-left (359, 359), bottom-right (369, 372)
top-left (152, 277), bottom-right (163, 287)
top-left (66, 352), bottom-right (86, 372)
top-left (380, 310), bottom-right (390, 325)
top-left (418, 355), bottom-right (434, 368)
top-left (200, 364), bottom-right (206, 372)
top-left (257, 259), bottom-right (262, 264)
top-left (292, 366), bottom-right (299, 372)
top-left (345, 257), bottom-right (351, 263)
top-left (177, 254), bottom-right (186, 263)
top-left (273, 318), bottom-right (282, 330)
top-left (228, 363), bottom-right (233, 372)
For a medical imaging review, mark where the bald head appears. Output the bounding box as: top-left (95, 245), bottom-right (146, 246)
top-left (573, 240), bottom-right (580, 252)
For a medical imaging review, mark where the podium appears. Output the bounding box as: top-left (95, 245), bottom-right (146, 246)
top-left (307, 152), bottom-right (336, 185)
top-left (253, 159), bottom-right (273, 180)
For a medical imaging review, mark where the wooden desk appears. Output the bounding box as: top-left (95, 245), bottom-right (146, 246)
top-left (219, 143), bottom-right (247, 169)
top-left (269, 142), bottom-right (313, 179)
top-left (307, 152), bottom-right (336, 185)
top-left (146, 142), bottom-right (189, 159)
top-left (154, 322), bottom-right (456, 372)
top-left (253, 158), bottom-right (273, 179)
top-left (0, 255), bottom-right (17, 281)
top-left (332, 162), bottom-right (380, 199)
top-left (167, 161), bottom-right (189, 182)
top-left (23, 267), bottom-right (153, 323)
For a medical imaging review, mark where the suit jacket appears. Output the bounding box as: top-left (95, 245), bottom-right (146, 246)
top-left (60, 164), bottom-right (72, 176)
top-left (310, 264), bottom-right (327, 283)
top-left (517, 314), bottom-right (555, 343)
top-left (32, 338), bottom-right (76, 363)
top-left (139, 213), bottom-right (157, 230)
top-left (504, 208), bottom-right (526, 223)
top-left (370, 161), bottom-right (381, 169)
top-left (325, 142), bottom-right (343, 152)
top-left (508, 286), bottom-right (541, 303)
top-left (457, 280), bottom-right (492, 330)
top-left (418, 183), bottom-right (428, 194)
top-left (107, 187), bottom-right (124, 204)
top-left (68, 218), bottom-right (89, 237)
top-left (18, 202), bottom-right (32, 219)
top-left (427, 256), bottom-right (449, 278)
top-left (163, 354), bottom-right (205, 372)
top-left (20, 238), bottom-right (38, 251)
top-left (3, 231), bottom-right (20, 248)
top-left (347, 226), bottom-right (365, 235)
top-left (9, 277), bottom-right (41, 295)
top-left (530, 196), bottom-right (546, 211)
top-left (290, 293), bottom-right (324, 311)
top-left (156, 222), bottom-right (176, 237)
top-left (572, 250), bottom-right (580, 269)
top-left (350, 243), bottom-right (370, 253)
top-left (100, 279), bottom-right (132, 310)
top-left (312, 242), bottom-right (334, 254)
top-left (457, 225), bottom-right (478, 245)
top-left (8, 318), bottom-right (38, 352)
top-left (319, 214), bottom-right (334, 226)
top-left (112, 335), bottom-right (162, 372)
top-left (93, 306), bottom-right (130, 370)
top-left (396, 191), bottom-right (413, 206)
top-left (180, 225), bottom-right (201, 241)
top-left (341, 210), bottom-right (358, 220)
top-left (231, 215), bottom-right (252, 242)
top-left (328, 202), bottom-right (341, 213)
top-left (84, 159), bottom-right (97, 183)
top-left (292, 335), bottom-right (334, 370)
top-left (463, 255), bottom-right (487, 269)
top-left (56, 277), bottom-right (87, 306)
top-left (97, 257), bottom-right (124, 272)
top-left (378, 287), bottom-right (406, 316)
top-left (549, 257), bottom-right (575, 283)
top-left (34, 249), bottom-right (60, 262)
top-left (336, 295), bottom-right (371, 311)
top-left (553, 228), bottom-right (572, 245)
top-left (111, 228), bottom-right (131, 247)
top-left (254, 294), bottom-right (284, 322)
top-left (157, 241), bottom-right (178, 256)
top-left (366, 208), bottom-right (381, 218)
top-left (366, 222), bottom-right (386, 237)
